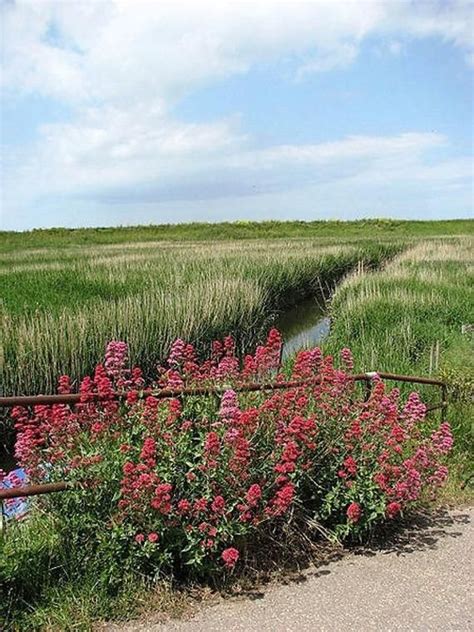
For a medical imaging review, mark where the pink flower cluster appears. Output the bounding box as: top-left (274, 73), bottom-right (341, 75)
top-left (10, 329), bottom-right (453, 575)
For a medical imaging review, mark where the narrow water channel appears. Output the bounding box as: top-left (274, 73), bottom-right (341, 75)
top-left (275, 295), bottom-right (330, 359)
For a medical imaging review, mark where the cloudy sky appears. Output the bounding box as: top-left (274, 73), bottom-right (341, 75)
top-left (1, 0), bottom-right (473, 230)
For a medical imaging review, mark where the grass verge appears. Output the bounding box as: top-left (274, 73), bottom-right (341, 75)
top-left (324, 237), bottom-right (474, 500)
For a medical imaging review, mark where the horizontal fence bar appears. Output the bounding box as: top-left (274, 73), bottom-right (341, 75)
top-left (0, 481), bottom-right (73, 500)
top-left (375, 372), bottom-right (446, 387)
top-left (0, 371), bottom-right (445, 409)
top-left (1, 370), bottom-right (446, 501)
top-left (425, 402), bottom-right (447, 413)
top-left (0, 378), bottom-right (322, 408)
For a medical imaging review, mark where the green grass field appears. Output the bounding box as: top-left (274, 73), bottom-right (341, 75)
top-left (2, 219), bottom-right (472, 398)
top-left (1, 218), bottom-right (472, 253)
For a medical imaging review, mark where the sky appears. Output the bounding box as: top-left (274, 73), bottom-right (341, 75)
top-left (1, 0), bottom-right (473, 231)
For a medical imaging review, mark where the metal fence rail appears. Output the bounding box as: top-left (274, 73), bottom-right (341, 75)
top-left (0, 371), bottom-right (447, 502)
top-left (0, 371), bottom-right (446, 409)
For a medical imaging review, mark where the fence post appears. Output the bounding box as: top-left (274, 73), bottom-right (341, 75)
top-left (364, 372), bottom-right (378, 402)
top-left (441, 383), bottom-right (448, 423)
top-left (364, 378), bottom-right (371, 402)
top-left (0, 500), bottom-right (5, 536)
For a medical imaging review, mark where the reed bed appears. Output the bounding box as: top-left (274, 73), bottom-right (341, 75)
top-left (326, 238), bottom-right (473, 374)
top-left (1, 239), bottom-right (396, 395)
top-left (325, 237), bottom-right (474, 476)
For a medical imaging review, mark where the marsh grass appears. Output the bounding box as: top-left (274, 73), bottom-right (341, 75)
top-left (325, 238), bottom-right (473, 376)
top-left (1, 239), bottom-right (396, 396)
top-left (324, 237), bottom-right (474, 495)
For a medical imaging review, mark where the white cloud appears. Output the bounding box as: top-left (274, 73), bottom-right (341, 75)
top-left (2, 1), bottom-right (473, 104)
top-left (1, 0), bottom-right (473, 228)
top-left (385, 0), bottom-right (474, 66)
top-left (3, 114), bottom-right (468, 225)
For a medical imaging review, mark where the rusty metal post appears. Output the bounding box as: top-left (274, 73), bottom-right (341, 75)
top-left (363, 372), bottom-right (379, 402)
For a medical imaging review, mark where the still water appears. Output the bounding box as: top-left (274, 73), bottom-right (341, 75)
top-left (275, 296), bottom-right (330, 359)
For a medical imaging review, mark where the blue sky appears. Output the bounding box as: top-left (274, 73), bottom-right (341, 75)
top-left (1, 1), bottom-right (473, 230)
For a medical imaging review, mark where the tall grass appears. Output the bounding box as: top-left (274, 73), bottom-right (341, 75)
top-left (325, 238), bottom-right (473, 376)
top-left (1, 239), bottom-right (396, 396)
top-left (324, 237), bottom-right (474, 490)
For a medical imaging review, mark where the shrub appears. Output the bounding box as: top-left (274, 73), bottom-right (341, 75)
top-left (6, 330), bottom-right (452, 587)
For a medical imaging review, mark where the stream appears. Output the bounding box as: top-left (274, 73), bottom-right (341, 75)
top-left (275, 295), bottom-right (330, 359)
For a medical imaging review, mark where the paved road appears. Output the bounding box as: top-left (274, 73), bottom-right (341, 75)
top-left (116, 507), bottom-right (473, 632)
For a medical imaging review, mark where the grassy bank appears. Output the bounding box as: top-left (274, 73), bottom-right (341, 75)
top-left (1, 238), bottom-right (396, 396)
top-left (325, 237), bottom-right (474, 496)
top-left (1, 218), bottom-right (472, 254)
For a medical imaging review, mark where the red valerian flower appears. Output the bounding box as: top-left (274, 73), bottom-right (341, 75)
top-left (204, 432), bottom-right (220, 456)
top-left (211, 495), bottom-right (226, 514)
top-left (219, 390), bottom-right (240, 424)
top-left (147, 532), bottom-right (159, 543)
top-left (135, 533), bottom-right (145, 544)
top-left (167, 338), bottom-right (186, 368)
top-left (151, 483), bottom-right (173, 514)
top-left (268, 482), bottom-right (295, 516)
top-left (346, 502), bottom-right (362, 523)
top-left (340, 347), bottom-right (354, 370)
top-left (343, 455), bottom-right (357, 476)
top-left (57, 375), bottom-right (72, 394)
top-left (122, 461), bottom-right (135, 475)
top-left (104, 341), bottom-right (129, 387)
top-left (194, 497), bottom-right (208, 514)
top-left (431, 422), bottom-right (454, 455)
top-left (245, 483), bottom-right (262, 507)
top-left (386, 501), bottom-right (402, 519)
top-left (177, 499), bottom-right (191, 515)
top-left (281, 441), bottom-right (301, 463)
top-left (140, 437), bottom-right (156, 461)
top-left (221, 547), bottom-right (239, 569)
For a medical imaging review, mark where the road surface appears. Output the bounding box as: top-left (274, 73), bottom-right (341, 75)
top-left (111, 507), bottom-right (473, 632)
